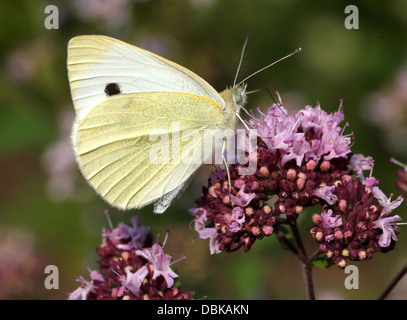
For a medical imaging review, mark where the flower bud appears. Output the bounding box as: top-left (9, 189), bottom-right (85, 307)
top-left (295, 205), bottom-right (304, 214)
top-left (267, 216), bottom-right (277, 225)
top-left (341, 175), bottom-right (352, 182)
top-left (298, 172), bottom-right (307, 180)
top-left (251, 181), bottom-right (260, 191)
top-left (234, 179), bottom-right (244, 189)
top-left (306, 159), bottom-right (317, 171)
top-left (297, 178), bottom-right (305, 190)
top-left (121, 251), bottom-right (130, 262)
top-left (263, 205), bottom-right (272, 214)
top-left (326, 249), bottom-right (334, 259)
top-left (262, 225), bottom-right (273, 236)
top-left (315, 231), bottom-right (324, 242)
top-left (339, 200), bottom-right (347, 213)
top-left (358, 232), bottom-right (368, 243)
top-left (358, 249), bottom-right (367, 260)
top-left (287, 169), bottom-right (297, 181)
top-left (320, 160), bottom-right (330, 172)
top-left (245, 207), bottom-right (254, 216)
top-left (223, 213), bottom-right (232, 224)
top-left (278, 203), bottom-right (286, 213)
top-left (300, 191), bottom-right (309, 203)
top-left (356, 221), bottom-right (367, 232)
top-left (111, 288), bottom-right (119, 299)
top-left (312, 213), bottom-right (322, 225)
top-left (366, 246), bottom-right (375, 255)
top-left (319, 244), bottom-right (327, 252)
top-left (336, 257), bottom-right (347, 268)
top-left (223, 195), bottom-right (231, 205)
top-left (222, 236), bottom-right (232, 245)
top-left (309, 226), bottom-right (318, 237)
top-left (251, 226), bottom-right (261, 236)
top-left (344, 230), bottom-right (353, 242)
top-left (369, 205), bottom-right (378, 214)
top-left (259, 166), bottom-right (269, 178)
top-left (305, 180), bottom-right (316, 190)
top-left (209, 184), bottom-right (220, 198)
top-left (349, 250), bottom-right (358, 260)
top-left (334, 230), bottom-right (343, 241)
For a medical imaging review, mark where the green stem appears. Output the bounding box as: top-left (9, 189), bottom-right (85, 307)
top-left (290, 222), bottom-right (316, 300)
top-left (308, 249), bottom-right (321, 264)
top-left (276, 230), bottom-right (299, 256)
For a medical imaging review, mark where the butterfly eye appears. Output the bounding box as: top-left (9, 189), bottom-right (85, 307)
top-left (233, 90), bottom-right (242, 104)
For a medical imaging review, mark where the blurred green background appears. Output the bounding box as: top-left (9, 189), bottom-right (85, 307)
top-left (1, 0), bottom-right (407, 300)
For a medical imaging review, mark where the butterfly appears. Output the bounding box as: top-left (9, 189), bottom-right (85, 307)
top-left (67, 35), bottom-right (248, 213)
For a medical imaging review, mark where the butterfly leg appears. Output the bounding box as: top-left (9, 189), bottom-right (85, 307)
top-left (221, 138), bottom-right (232, 194)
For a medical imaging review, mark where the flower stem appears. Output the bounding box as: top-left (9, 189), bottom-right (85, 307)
top-left (276, 230), bottom-right (299, 256)
top-left (308, 249), bottom-right (320, 264)
top-left (377, 263), bottom-right (407, 300)
top-left (290, 222), bottom-right (316, 300)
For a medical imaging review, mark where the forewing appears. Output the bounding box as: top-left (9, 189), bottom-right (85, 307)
top-left (67, 35), bottom-right (225, 122)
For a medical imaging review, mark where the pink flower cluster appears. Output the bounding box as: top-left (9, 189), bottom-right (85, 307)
top-left (190, 100), bottom-right (404, 268)
top-left (309, 177), bottom-right (403, 267)
top-left (253, 102), bottom-right (352, 164)
top-left (68, 216), bottom-right (194, 300)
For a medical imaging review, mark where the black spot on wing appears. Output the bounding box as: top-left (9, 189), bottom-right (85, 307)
top-left (105, 83), bottom-right (121, 96)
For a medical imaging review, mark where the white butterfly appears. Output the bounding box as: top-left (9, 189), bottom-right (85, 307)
top-left (67, 35), bottom-right (247, 213)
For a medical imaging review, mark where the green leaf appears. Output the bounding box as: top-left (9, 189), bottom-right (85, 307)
top-left (311, 255), bottom-right (332, 269)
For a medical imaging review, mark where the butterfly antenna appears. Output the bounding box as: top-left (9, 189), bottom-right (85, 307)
top-left (233, 32), bottom-right (251, 88)
top-left (246, 88), bottom-right (287, 116)
top-left (237, 47), bottom-right (301, 87)
top-left (247, 87), bottom-right (278, 103)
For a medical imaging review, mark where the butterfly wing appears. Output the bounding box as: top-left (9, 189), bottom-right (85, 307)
top-left (67, 35), bottom-right (225, 123)
top-left (67, 35), bottom-right (231, 212)
top-left (74, 92), bottom-right (225, 212)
